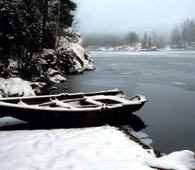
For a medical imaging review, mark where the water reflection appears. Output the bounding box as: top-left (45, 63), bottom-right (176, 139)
top-left (0, 113), bottom-right (147, 131)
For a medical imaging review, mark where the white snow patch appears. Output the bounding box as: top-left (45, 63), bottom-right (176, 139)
top-left (131, 130), bottom-right (153, 146)
top-left (49, 74), bottom-right (66, 83)
top-left (46, 68), bottom-right (59, 76)
top-left (45, 68), bottom-right (66, 83)
top-left (0, 119), bottom-right (194, 170)
top-left (150, 150), bottom-right (195, 170)
top-left (0, 78), bottom-right (35, 97)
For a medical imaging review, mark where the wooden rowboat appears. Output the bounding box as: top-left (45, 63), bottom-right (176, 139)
top-left (0, 89), bottom-right (147, 125)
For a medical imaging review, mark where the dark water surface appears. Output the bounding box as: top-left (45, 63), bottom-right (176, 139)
top-left (57, 51), bottom-right (195, 153)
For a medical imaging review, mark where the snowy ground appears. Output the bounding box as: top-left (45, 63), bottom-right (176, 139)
top-left (87, 45), bottom-right (195, 52)
top-left (0, 117), bottom-right (194, 170)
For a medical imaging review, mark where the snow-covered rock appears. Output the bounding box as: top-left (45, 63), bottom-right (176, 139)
top-left (46, 68), bottom-right (66, 83)
top-left (7, 59), bottom-right (19, 77)
top-left (39, 32), bottom-right (96, 82)
top-left (40, 49), bottom-right (55, 65)
top-left (0, 78), bottom-right (46, 97)
top-left (30, 82), bottom-right (47, 95)
top-left (39, 33), bottom-right (95, 80)
top-left (0, 78), bottom-right (35, 97)
top-left (55, 33), bottom-right (95, 73)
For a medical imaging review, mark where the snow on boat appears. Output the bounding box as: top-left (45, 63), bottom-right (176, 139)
top-left (0, 89), bottom-right (147, 125)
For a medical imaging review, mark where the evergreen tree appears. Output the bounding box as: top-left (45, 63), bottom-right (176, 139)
top-left (151, 31), bottom-right (158, 47)
top-left (157, 35), bottom-right (165, 48)
top-left (170, 25), bottom-right (181, 48)
top-left (0, 1), bottom-right (43, 58)
top-left (125, 31), bottom-right (139, 46)
top-left (0, 0), bottom-right (77, 79)
top-left (49, 0), bottom-right (77, 35)
top-left (41, 0), bottom-right (77, 48)
top-left (141, 33), bottom-right (148, 49)
top-left (147, 36), bottom-right (152, 48)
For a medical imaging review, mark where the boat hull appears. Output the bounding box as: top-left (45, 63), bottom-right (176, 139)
top-left (0, 103), bottom-right (145, 125)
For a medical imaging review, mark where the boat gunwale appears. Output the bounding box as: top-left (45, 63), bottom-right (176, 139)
top-left (0, 89), bottom-right (122, 101)
top-left (0, 99), bottom-right (142, 112)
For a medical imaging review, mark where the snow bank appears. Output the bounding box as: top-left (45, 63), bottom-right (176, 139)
top-left (0, 78), bottom-right (47, 97)
top-left (150, 150), bottom-right (195, 170)
top-left (0, 118), bottom-right (194, 170)
top-left (0, 78), bottom-right (35, 97)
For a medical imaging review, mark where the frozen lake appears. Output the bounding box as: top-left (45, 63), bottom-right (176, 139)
top-left (57, 51), bottom-right (195, 153)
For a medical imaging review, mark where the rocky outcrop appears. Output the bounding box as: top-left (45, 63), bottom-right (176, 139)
top-left (39, 33), bottom-right (95, 83)
top-left (0, 33), bottom-right (95, 96)
top-left (55, 33), bottom-right (95, 73)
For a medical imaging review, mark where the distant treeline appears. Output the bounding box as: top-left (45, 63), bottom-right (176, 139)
top-left (84, 32), bottom-right (166, 49)
top-left (84, 18), bottom-right (195, 49)
top-left (170, 19), bottom-right (195, 48)
top-left (84, 32), bottom-right (165, 49)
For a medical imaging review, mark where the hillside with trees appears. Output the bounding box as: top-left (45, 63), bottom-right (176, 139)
top-left (0, 0), bottom-right (95, 86)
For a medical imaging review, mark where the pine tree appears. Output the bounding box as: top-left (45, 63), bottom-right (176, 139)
top-left (0, 1), bottom-right (43, 57)
top-left (170, 25), bottom-right (181, 48)
top-left (55, 0), bottom-right (77, 34)
top-left (141, 33), bottom-right (148, 49)
top-left (147, 36), bottom-right (152, 48)
top-left (126, 31), bottom-right (139, 46)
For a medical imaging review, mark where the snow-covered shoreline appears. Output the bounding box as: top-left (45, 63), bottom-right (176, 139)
top-left (87, 45), bottom-right (195, 53)
top-left (0, 117), bottom-right (194, 170)
top-left (0, 33), bottom-right (95, 96)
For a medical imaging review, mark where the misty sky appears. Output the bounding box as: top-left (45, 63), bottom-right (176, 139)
top-left (74, 0), bottom-right (195, 35)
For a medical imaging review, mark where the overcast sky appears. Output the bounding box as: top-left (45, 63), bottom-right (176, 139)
top-left (74, 0), bottom-right (195, 35)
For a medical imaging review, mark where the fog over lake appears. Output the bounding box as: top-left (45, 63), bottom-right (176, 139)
top-left (74, 0), bottom-right (195, 35)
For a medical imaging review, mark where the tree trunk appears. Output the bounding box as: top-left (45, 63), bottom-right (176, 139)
top-left (42, 0), bottom-right (48, 47)
top-left (55, 0), bottom-right (61, 48)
